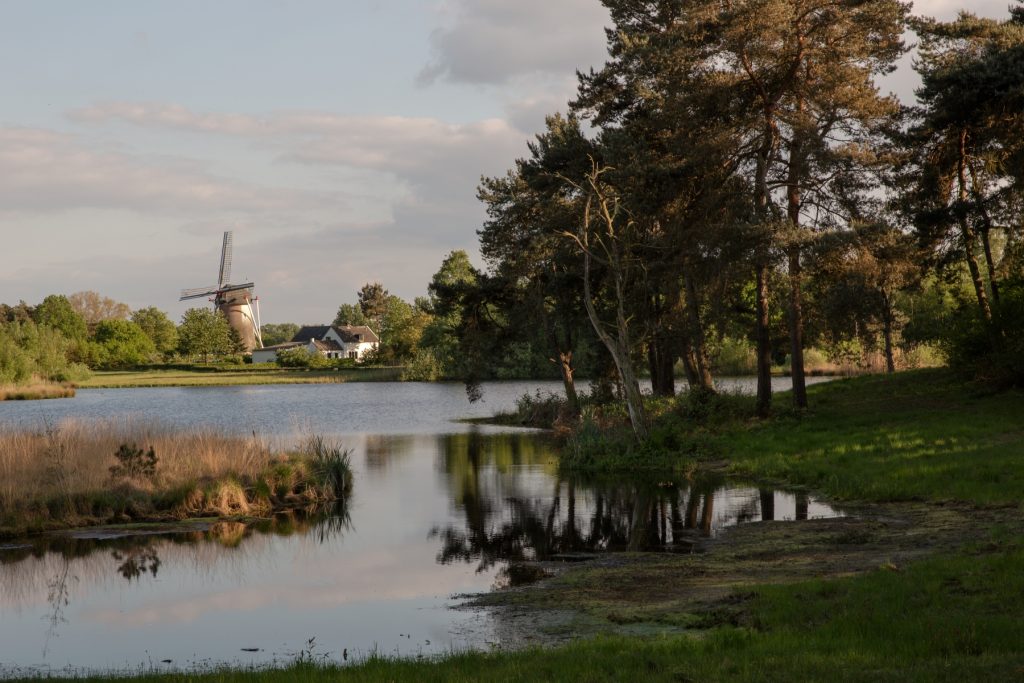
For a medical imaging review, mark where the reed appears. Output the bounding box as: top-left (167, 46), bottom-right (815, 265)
top-left (0, 419), bottom-right (352, 537)
top-left (0, 382), bottom-right (76, 401)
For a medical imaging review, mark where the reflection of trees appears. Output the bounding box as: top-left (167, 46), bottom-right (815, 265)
top-left (433, 479), bottom-right (725, 572)
top-left (0, 498), bottom-right (353, 643)
top-left (433, 432), bottom-right (729, 572)
top-left (434, 435), bottom-right (836, 573)
top-left (363, 435), bottom-right (415, 473)
top-left (112, 545), bottom-right (161, 581)
top-left (43, 556), bottom-right (75, 657)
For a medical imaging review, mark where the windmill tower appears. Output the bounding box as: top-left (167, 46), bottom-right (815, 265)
top-left (180, 231), bottom-right (263, 351)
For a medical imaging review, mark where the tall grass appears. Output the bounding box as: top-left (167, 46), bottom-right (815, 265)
top-left (0, 419), bottom-right (352, 536)
top-left (0, 381), bottom-right (75, 401)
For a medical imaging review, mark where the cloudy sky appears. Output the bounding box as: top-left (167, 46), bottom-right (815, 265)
top-left (0, 0), bottom-right (1011, 323)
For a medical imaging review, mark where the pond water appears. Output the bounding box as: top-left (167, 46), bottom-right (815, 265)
top-left (0, 378), bottom-right (840, 676)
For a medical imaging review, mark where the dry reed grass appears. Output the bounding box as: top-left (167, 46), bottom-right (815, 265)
top-left (0, 382), bottom-right (76, 401)
top-left (0, 418), bottom-right (350, 535)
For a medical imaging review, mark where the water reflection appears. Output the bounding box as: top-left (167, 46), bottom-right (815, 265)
top-left (433, 432), bottom-right (841, 574)
top-left (0, 432), bottom-right (839, 675)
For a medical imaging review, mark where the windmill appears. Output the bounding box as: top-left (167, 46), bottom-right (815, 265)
top-left (180, 231), bottom-right (263, 351)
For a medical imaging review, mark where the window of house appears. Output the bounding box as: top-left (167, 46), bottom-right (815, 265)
top-left (348, 351), bottom-right (358, 359)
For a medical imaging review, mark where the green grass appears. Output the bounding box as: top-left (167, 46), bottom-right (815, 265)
top-left (78, 366), bottom-right (404, 388)
top-left (716, 369), bottom-right (1024, 504)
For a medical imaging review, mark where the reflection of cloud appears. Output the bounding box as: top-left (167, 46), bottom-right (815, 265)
top-left (83, 544), bottom-right (487, 628)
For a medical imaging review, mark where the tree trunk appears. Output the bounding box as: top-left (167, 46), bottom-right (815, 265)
top-left (968, 162), bottom-right (1001, 305)
top-left (753, 123), bottom-right (775, 419)
top-left (787, 247), bottom-right (808, 406)
top-left (958, 129), bottom-right (994, 327)
top-left (547, 321), bottom-right (580, 416)
top-left (684, 272), bottom-right (715, 392)
top-left (679, 339), bottom-right (701, 389)
top-left (786, 109), bottom-right (808, 409)
top-left (647, 336), bottom-right (676, 398)
top-left (755, 259), bottom-right (773, 418)
top-left (559, 350), bottom-right (580, 415)
top-left (882, 305), bottom-right (896, 374)
top-left (580, 232), bottom-right (648, 442)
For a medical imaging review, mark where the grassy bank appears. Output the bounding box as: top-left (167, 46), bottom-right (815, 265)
top-left (0, 381), bottom-right (75, 401)
top-left (0, 421), bottom-right (351, 538)
top-left (78, 366), bottom-right (404, 388)
top-left (717, 370), bottom-right (1024, 504)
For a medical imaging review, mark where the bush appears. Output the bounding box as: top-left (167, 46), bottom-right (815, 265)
top-left (276, 347), bottom-right (330, 369)
top-left (109, 443), bottom-right (159, 481)
top-left (402, 348), bottom-right (442, 380)
top-left (711, 336), bottom-right (757, 375)
top-left (941, 280), bottom-right (1024, 389)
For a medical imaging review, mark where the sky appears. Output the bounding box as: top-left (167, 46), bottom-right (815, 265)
top-left (0, 0), bottom-right (1013, 324)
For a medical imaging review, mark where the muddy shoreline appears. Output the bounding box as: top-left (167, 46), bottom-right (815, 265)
top-left (463, 500), bottom-right (1024, 647)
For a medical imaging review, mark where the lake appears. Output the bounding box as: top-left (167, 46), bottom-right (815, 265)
top-left (0, 377), bottom-right (840, 676)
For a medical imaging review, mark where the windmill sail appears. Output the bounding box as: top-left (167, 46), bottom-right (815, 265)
top-left (218, 231), bottom-right (233, 287)
top-left (179, 231), bottom-right (262, 351)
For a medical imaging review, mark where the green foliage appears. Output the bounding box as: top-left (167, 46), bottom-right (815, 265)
top-left (0, 319), bottom-right (90, 384)
top-left (276, 346), bottom-right (330, 369)
top-left (357, 282), bottom-right (389, 332)
top-left (401, 348), bottom-right (443, 381)
top-left (332, 303), bottom-right (368, 327)
top-left (177, 308), bottom-right (235, 363)
top-left (940, 280), bottom-right (1024, 388)
top-left (131, 307), bottom-right (178, 356)
top-left (710, 337), bottom-right (758, 376)
top-left (260, 323), bottom-right (300, 346)
top-left (91, 319), bottom-right (157, 368)
top-left (419, 250), bottom-right (477, 376)
top-left (34, 294), bottom-right (88, 342)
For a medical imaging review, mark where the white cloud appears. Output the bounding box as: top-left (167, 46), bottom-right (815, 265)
top-left (0, 126), bottom-right (343, 215)
top-left (71, 104), bottom-right (525, 195)
top-left (419, 0), bottom-right (610, 85)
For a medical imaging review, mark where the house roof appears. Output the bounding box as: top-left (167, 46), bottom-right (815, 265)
top-left (333, 325), bottom-right (379, 344)
top-left (291, 325), bottom-right (332, 343)
top-left (256, 341), bottom-right (305, 352)
top-left (311, 339), bottom-right (343, 352)
top-left (291, 324), bottom-right (379, 345)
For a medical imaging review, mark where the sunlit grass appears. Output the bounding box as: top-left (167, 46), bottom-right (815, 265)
top-left (714, 370), bottom-right (1024, 505)
top-left (0, 381), bottom-right (75, 400)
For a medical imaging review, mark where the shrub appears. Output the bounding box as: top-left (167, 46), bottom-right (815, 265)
top-left (109, 443), bottom-right (159, 481)
top-left (941, 280), bottom-right (1024, 389)
top-left (711, 336), bottom-right (757, 375)
top-left (300, 435), bottom-right (353, 499)
top-left (276, 347), bottom-right (330, 369)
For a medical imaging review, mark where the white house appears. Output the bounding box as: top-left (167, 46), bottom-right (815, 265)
top-left (252, 325), bottom-right (380, 364)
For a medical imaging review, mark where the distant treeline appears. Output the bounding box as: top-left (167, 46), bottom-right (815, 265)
top-left (0, 292), bottom-right (251, 385)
